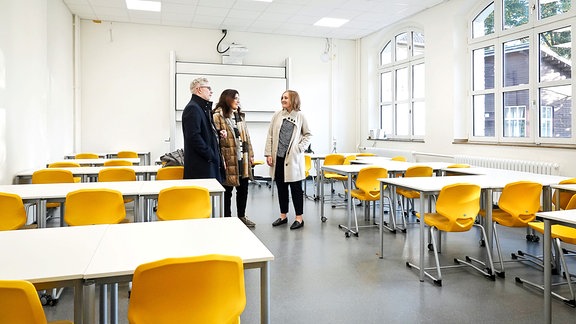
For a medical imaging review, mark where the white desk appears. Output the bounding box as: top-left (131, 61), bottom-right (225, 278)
top-left (0, 179), bottom-right (224, 227)
top-left (0, 225), bottom-right (109, 324)
top-left (51, 158), bottom-right (141, 167)
top-left (83, 218), bottom-right (274, 324)
top-left (321, 161), bottom-right (452, 236)
top-left (137, 179), bottom-right (225, 222)
top-left (307, 153), bottom-right (358, 200)
top-left (65, 152), bottom-right (151, 165)
top-left (379, 173), bottom-right (568, 282)
top-left (536, 209), bottom-right (576, 324)
top-left (14, 165), bottom-right (162, 183)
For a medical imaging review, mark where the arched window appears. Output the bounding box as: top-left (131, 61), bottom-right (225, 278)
top-left (469, 0), bottom-right (573, 144)
top-left (378, 30), bottom-right (425, 139)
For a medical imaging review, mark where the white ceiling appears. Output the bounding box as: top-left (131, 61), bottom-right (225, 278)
top-left (62, 0), bottom-right (446, 40)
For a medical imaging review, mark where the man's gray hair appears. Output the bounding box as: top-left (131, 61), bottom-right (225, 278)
top-left (190, 77), bottom-right (209, 93)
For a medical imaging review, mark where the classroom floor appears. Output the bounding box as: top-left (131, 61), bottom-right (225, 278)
top-left (44, 179), bottom-right (576, 323)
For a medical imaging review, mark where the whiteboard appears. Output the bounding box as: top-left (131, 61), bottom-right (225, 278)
top-left (171, 60), bottom-right (288, 177)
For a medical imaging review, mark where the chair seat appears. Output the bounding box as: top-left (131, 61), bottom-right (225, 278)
top-left (423, 212), bottom-right (475, 232)
top-left (479, 209), bottom-right (536, 227)
top-left (396, 188), bottom-right (420, 199)
top-left (350, 188), bottom-right (379, 201)
top-left (529, 221), bottom-right (576, 245)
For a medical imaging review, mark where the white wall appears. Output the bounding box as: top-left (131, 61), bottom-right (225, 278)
top-left (359, 0), bottom-right (576, 176)
top-left (0, 0), bottom-right (73, 184)
top-left (79, 22), bottom-right (358, 171)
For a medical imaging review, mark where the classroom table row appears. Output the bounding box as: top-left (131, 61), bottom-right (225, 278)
top-left (0, 178), bottom-right (224, 227)
top-left (64, 151), bottom-right (151, 165)
top-left (14, 165), bottom-right (163, 184)
top-left (53, 158), bottom-right (142, 167)
top-left (0, 217), bottom-right (274, 324)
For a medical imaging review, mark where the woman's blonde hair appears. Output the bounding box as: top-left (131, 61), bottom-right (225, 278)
top-left (283, 90), bottom-right (301, 111)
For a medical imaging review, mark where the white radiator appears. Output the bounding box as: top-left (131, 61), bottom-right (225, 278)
top-left (454, 155), bottom-right (560, 175)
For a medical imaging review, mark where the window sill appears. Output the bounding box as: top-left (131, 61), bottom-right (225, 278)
top-left (453, 139), bottom-right (576, 150)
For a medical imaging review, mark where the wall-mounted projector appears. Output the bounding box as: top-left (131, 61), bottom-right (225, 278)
top-left (222, 43), bottom-right (248, 64)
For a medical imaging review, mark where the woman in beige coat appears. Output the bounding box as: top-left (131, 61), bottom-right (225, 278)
top-left (265, 90), bottom-right (312, 229)
top-left (213, 89), bottom-right (256, 227)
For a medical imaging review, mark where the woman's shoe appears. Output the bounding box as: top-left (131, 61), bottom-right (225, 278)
top-left (290, 220), bottom-right (304, 230)
top-left (272, 217), bottom-right (288, 226)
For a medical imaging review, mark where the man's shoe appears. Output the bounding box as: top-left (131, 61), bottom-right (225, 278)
top-left (239, 216), bottom-right (255, 228)
top-left (290, 220), bottom-right (304, 230)
top-left (272, 217), bottom-right (288, 226)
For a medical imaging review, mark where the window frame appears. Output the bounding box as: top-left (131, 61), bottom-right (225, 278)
top-left (468, 0), bottom-right (575, 145)
top-left (378, 29), bottom-right (426, 140)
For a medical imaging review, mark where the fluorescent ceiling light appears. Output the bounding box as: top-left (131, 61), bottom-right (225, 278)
top-left (314, 17), bottom-right (349, 28)
top-left (126, 0), bottom-right (161, 12)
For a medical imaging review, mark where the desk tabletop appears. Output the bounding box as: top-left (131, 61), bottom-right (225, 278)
top-left (83, 218), bottom-right (274, 280)
top-left (0, 225), bottom-right (108, 283)
top-left (536, 209), bottom-right (576, 226)
top-left (16, 165), bottom-right (162, 178)
top-left (323, 161), bottom-right (452, 174)
top-left (50, 158), bottom-right (141, 166)
top-left (138, 178), bottom-right (224, 195)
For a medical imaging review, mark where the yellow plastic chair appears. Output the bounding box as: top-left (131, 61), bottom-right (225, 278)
top-left (396, 166), bottom-right (434, 222)
top-left (103, 159), bottom-right (133, 166)
top-left (74, 153), bottom-right (99, 159)
top-left (32, 169), bottom-right (75, 210)
top-left (552, 178), bottom-right (576, 210)
top-left (128, 254), bottom-right (246, 324)
top-left (356, 152), bottom-right (376, 157)
top-left (0, 280), bottom-right (73, 324)
top-left (445, 163), bottom-right (471, 176)
top-left (0, 192), bottom-right (27, 231)
top-left (98, 167), bottom-right (136, 205)
top-left (479, 181), bottom-right (542, 277)
top-left (342, 166), bottom-right (390, 237)
top-left (156, 186), bottom-right (211, 220)
top-left (303, 155), bottom-right (313, 197)
top-left (516, 194), bottom-right (576, 305)
top-left (391, 156), bottom-right (407, 162)
top-left (250, 160), bottom-right (269, 188)
top-left (322, 154), bottom-right (346, 201)
top-left (156, 166), bottom-right (184, 180)
top-left (64, 188), bottom-right (126, 226)
top-left (48, 162), bottom-right (81, 183)
top-left (329, 155), bottom-right (357, 205)
top-left (410, 183), bottom-right (495, 286)
top-left (117, 151), bottom-right (139, 158)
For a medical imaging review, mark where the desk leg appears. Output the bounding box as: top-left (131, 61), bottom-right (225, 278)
top-left (111, 283), bottom-right (118, 324)
top-left (320, 170), bottom-right (325, 221)
top-left (346, 174), bottom-right (353, 235)
top-left (419, 193), bottom-right (426, 281)
top-left (38, 200), bottom-right (47, 228)
top-left (314, 159), bottom-right (321, 200)
top-left (379, 182), bottom-right (384, 258)
top-left (544, 219), bottom-right (552, 324)
top-left (484, 189), bottom-right (494, 253)
top-left (134, 196), bottom-right (141, 222)
top-left (100, 284), bottom-right (108, 324)
top-left (83, 283), bottom-right (96, 324)
top-left (261, 261), bottom-right (270, 324)
top-left (220, 193), bottom-right (224, 218)
top-left (74, 280), bottom-right (84, 324)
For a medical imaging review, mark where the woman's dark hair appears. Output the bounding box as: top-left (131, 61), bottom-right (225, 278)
top-left (214, 89), bottom-right (240, 118)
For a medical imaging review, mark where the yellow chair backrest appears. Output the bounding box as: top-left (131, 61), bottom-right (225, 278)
top-left (323, 154), bottom-right (345, 166)
top-left (48, 161), bottom-right (81, 168)
top-left (128, 254), bottom-right (246, 324)
top-left (156, 186), bottom-right (211, 220)
top-left (64, 188), bottom-right (126, 226)
top-left (343, 155), bottom-right (356, 165)
top-left (553, 178), bottom-right (576, 210)
top-left (304, 155), bottom-right (312, 178)
top-left (75, 153), bottom-right (99, 159)
top-left (117, 151), bottom-right (139, 158)
top-left (498, 181), bottom-right (542, 223)
top-left (447, 163), bottom-right (470, 169)
top-left (434, 183), bottom-right (481, 232)
top-left (0, 280), bottom-right (73, 324)
top-left (98, 167), bottom-right (136, 182)
top-left (103, 159), bottom-right (133, 166)
top-left (354, 167), bottom-right (389, 200)
top-left (391, 156), bottom-right (407, 162)
top-left (356, 152), bottom-right (376, 157)
top-left (565, 194), bottom-right (576, 210)
top-left (32, 169), bottom-right (75, 184)
top-left (404, 165), bottom-right (433, 177)
top-left (156, 166), bottom-right (184, 180)
top-left (0, 192), bottom-right (27, 231)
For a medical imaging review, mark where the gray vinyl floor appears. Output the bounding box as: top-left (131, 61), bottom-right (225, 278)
top-left (43, 179), bottom-right (576, 323)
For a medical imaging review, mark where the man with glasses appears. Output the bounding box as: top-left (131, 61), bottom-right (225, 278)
top-left (182, 77), bottom-right (224, 183)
